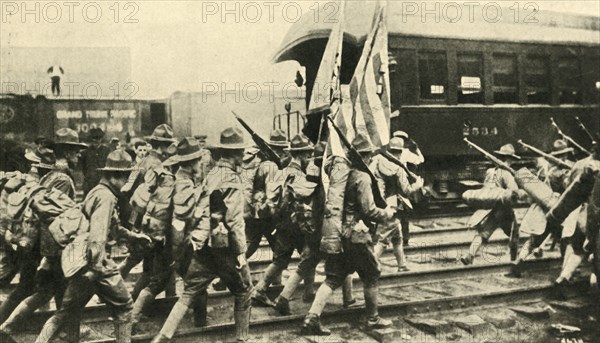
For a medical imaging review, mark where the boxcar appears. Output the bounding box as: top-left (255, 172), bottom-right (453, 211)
top-left (0, 93), bottom-right (168, 171)
top-left (273, 2), bottom-right (600, 201)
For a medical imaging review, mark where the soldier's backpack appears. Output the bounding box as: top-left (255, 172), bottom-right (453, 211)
top-left (141, 170), bottom-right (176, 242)
top-left (47, 204), bottom-right (90, 251)
top-left (5, 182), bottom-right (47, 251)
top-left (129, 167), bottom-right (166, 231)
top-left (279, 173), bottom-right (317, 236)
top-left (30, 188), bottom-right (78, 257)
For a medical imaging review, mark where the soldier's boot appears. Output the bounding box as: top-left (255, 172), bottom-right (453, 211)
top-left (342, 276), bottom-right (360, 308)
top-left (364, 286), bottom-right (392, 329)
top-left (461, 235), bottom-right (483, 265)
top-left (158, 302), bottom-right (188, 340)
top-left (393, 242), bottom-right (409, 272)
top-left (301, 313), bottom-right (330, 336)
top-left (114, 320), bottom-right (132, 343)
top-left (558, 250), bottom-right (584, 284)
top-left (274, 296), bottom-right (291, 316)
top-left (193, 291), bottom-right (208, 327)
top-left (302, 273), bottom-right (316, 303)
top-left (131, 289), bottom-right (155, 333)
top-left (0, 302), bottom-right (32, 334)
top-left (278, 272), bottom-right (302, 302)
top-left (252, 265), bottom-right (278, 307)
top-left (234, 308), bottom-right (251, 342)
top-left (507, 239), bottom-right (535, 278)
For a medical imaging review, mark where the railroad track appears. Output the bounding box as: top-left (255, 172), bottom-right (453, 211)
top-left (6, 237), bottom-right (579, 343)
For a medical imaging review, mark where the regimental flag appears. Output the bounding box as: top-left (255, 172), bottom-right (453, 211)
top-left (349, 1), bottom-right (391, 149)
top-left (301, 0), bottom-right (347, 156)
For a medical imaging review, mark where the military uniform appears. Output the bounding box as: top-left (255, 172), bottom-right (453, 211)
top-left (35, 150), bottom-right (135, 343)
top-left (462, 144), bottom-right (521, 265)
top-left (245, 130), bottom-right (289, 259)
top-left (120, 149), bottom-right (172, 299)
top-left (80, 143), bottom-right (111, 195)
top-left (0, 148), bottom-right (78, 328)
top-left (253, 141), bottom-right (314, 306)
top-left (152, 128), bottom-right (252, 343)
top-left (132, 138), bottom-right (208, 329)
top-left (302, 135), bottom-right (393, 336)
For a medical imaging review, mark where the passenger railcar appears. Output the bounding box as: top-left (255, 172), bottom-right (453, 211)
top-left (273, 2), bottom-right (600, 201)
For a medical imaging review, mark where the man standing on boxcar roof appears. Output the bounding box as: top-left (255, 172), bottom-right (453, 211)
top-left (81, 128), bottom-right (111, 196)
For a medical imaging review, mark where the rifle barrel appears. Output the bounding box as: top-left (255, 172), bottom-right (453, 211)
top-left (550, 117), bottom-right (592, 155)
top-left (517, 139), bottom-right (572, 170)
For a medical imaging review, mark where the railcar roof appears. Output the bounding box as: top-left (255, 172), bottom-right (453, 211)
top-left (273, 2), bottom-right (600, 63)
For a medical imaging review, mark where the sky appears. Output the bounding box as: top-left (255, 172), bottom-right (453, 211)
top-left (1, 0), bottom-right (599, 99)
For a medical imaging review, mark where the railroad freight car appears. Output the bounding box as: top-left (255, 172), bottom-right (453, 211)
top-left (0, 93), bottom-right (168, 171)
top-left (273, 2), bottom-right (600, 201)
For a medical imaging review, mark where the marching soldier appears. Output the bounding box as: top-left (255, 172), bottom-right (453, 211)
top-left (131, 137), bottom-right (208, 330)
top-left (120, 124), bottom-right (177, 299)
top-left (273, 141), bottom-right (356, 315)
top-left (0, 129), bottom-right (86, 329)
top-left (0, 148), bottom-right (54, 329)
top-left (301, 134), bottom-right (395, 335)
top-left (510, 140), bottom-right (575, 275)
top-left (461, 144), bottom-right (522, 265)
top-left (371, 137), bottom-right (424, 271)
top-left (391, 131), bottom-right (424, 247)
top-left (252, 134), bottom-right (314, 307)
top-left (545, 146), bottom-right (599, 298)
top-left (151, 128), bottom-right (252, 343)
top-left (245, 129), bottom-right (290, 259)
top-left (34, 150), bottom-right (137, 343)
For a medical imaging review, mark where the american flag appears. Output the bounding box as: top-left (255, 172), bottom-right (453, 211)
top-left (348, 1), bottom-right (391, 149)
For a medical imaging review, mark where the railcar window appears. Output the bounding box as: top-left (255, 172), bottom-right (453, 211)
top-left (457, 54), bottom-right (483, 104)
top-left (492, 54), bottom-right (518, 104)
top-left (524, 55), bottom-right (550, 104)
top-left (557, 57), bottom-right (582, 104)
top-left (418, 52), bottom-right (447, 101)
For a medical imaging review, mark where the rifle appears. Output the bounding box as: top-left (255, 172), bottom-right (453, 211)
top-left (327, 116), bottom-right (387, 208)
top-left (517, 140), bottom-right (573, 170)
top-left (550, 117), bottom-right (592, 155)
top-left (232, 111), bottom-right (283, 169)
top-left (571, 114), bottom-right (597, 145)
top-left (463, 138), bottom-right (516, 174)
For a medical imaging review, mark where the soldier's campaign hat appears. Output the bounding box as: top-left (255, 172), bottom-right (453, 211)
top-left (212, 127), bottom-right (248, 150)
top-left (55, 128), bottom-right (88, 149)
top-left (494, 143), bottom-right (520, 160)
top-left (176, 137), bottom-right (205, 163)
top-left (388, 137), bottom-right (406, 151)
top-left (32, 149), bottom-right (56, 170)
top-left (352, 134), bottom-right (375, 153)
top-left (146, 124), bottom-right (176, 143)
top-left (268, 129), bottom-right (290, 147)
top-left (392, 131), bottom-right (409, 139)
top-left (88, 128), bottom-right (105, 141)
top-left (550, 139), bottom-right (574, 156)
top-left (243, 145), bottom-right (261, 163)
top-left (98, 150), bottom-right (134, 172)
top-left (285, 134), bottom-right (314, 152)
top-left (25, 144), bottom-right (53, 163)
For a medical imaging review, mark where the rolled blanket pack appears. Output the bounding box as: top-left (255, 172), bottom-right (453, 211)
top-left (462, 187), bottom-right (517, 209)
